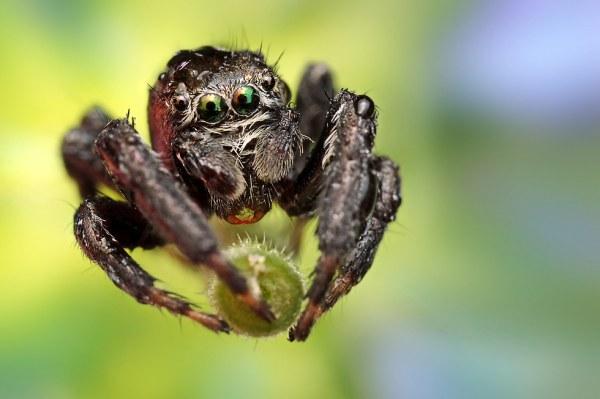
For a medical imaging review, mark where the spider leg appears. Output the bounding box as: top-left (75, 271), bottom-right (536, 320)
top-left (277, 64), bottom-right (334, 213)
top-left (292, 157), bottom-right (401, 340)
top-left (94, 118), bottom-right (275, 322)
top-left (75, 196), bottom-right (230, 333)
top-left (61, 106), bottom-right (114, 197)
top-left (280, 64), bottom-right (335, 254)
top-left (297, 63), bottom-right (335, 149)
top-left (288, 217), bottom-right (309, 256)
top-left (285, 90), bottom-right (401, 341)
top-left (173, 135), bottom-right (247, 201)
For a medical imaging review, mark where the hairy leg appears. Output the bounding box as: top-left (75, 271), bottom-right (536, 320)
top-left (292, 157), bottom-right (402, 340)
top-left (61, 106), bottom-right (114, 197)
top-left (277, 64), bottom-right (335, 216)
top-left (297, 63), bottom-right (335, 147)
top-left (95, 118), bottom-right (275, 321)
top-left (75, 196), bottom-right (230, 332)
top-left (288, 217), bottom-right (309, 256)
top-left (285, 91), bottom-right (396, 341)
top-left (173, 134), bottom-right (247, 201)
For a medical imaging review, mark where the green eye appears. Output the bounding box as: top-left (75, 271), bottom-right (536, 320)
top-left (197, 94), bottom-right (228, 123)
top-left (232, 86), bottom-right (260, 115)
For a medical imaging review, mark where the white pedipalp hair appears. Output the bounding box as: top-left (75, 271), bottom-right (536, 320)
top-left (215, 110), bottom-right (278, 156)
top-left (322, 104), bottom-right (345, 168)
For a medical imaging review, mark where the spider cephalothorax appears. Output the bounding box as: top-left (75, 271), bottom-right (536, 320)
top-left (149, 47), bottom-right (303, 223)
top-left (62, 45), bottom-right (402, 341)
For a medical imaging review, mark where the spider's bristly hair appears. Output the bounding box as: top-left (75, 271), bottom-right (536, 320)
top-left (272, 50), bottom-right (285, 72)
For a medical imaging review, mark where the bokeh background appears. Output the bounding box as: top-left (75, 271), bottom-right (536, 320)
top-left (1, 1), bottom-right (599, 398)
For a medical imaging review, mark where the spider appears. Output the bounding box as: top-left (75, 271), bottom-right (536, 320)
top-left (61, 46), bottom-right (402, 342)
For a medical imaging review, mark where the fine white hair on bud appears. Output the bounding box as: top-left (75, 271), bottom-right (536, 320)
top-left (208, 238), bottom-right (305, 337)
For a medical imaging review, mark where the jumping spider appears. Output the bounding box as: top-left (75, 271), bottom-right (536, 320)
top-left (61, 46), bottom-right (402, 341)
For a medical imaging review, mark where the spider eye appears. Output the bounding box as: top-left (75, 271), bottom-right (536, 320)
top-left (172, 94), bottom-right (189, 111)
top-left (232, 86), bottom-right (260, 115)
top-left (260, 71), bottom-right (276, 91)
top-left (197, 94), bottom-right (228, 123)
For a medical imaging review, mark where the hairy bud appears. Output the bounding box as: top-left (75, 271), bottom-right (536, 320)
top-left (209, 239), bottom-right (304, 337)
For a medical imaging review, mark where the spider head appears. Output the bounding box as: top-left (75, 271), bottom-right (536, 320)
top-left (150, 46), bottom-right (295, 161)
top-left (162, 46), bottom-right (290, 128)
top-left (149, 47), bottom-right (303, 221)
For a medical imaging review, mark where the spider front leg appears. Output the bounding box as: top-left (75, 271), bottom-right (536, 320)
top-left (296, 63), bottom-right (335, 157)
top-left (306, 157), bottom-right (401, 332)
top-left (92, 118), bottom-right (275, 322)
top-left (285, 63), bottom-right (335, 255)
top-left (282, 91), bottom-right (401, 341)
top-left (173, 133), bottom-right (247, 201)
top-left (279, 63), bottom-right (335, 216)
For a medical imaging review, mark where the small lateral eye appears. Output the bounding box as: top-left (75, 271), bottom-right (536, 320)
top-left (260, 71), bottom-right (276, 91)
top-left (232, 86), bottom-right (260, 115)
top-left (172, 94), bottom-right (189, 111)
top-left (197, 94), bottom-right (228, 123)
top-left (355, 95), bottom-right (375, 118)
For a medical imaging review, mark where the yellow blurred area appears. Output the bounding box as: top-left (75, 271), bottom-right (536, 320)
top-left (1, 1), bottom-right (599, 398)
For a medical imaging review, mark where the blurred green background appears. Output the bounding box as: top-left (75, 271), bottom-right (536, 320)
top-left (1, 1), bottom-right (599, 398)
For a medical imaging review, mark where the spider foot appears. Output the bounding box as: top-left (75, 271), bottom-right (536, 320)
top-left (147, 287), bottom-right (231, 333)
top-left (238, 292), bottom-right (277, 322)
top-left (288, 303), bottom-right (324, 342)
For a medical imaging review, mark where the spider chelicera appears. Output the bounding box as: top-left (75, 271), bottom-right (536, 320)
top-left (61, 46), bottom-right (402, 341)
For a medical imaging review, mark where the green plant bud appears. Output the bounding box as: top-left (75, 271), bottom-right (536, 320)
top-left (209, 239), bottom-right (304, 337)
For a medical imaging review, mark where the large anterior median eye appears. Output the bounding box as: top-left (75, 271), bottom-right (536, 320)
top-left (197, 94), bottom-right (228, 123)
top-left (232, 86), bottom-right (260, 115)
